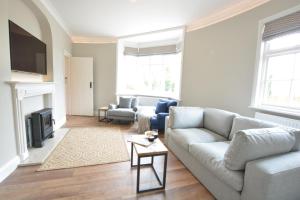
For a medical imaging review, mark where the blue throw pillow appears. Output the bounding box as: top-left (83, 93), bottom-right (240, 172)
top-left (155, 102), bottom-right (168, 114)
top-left (159, 99), bottom-right (177, 112)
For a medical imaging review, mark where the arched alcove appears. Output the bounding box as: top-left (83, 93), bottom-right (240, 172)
top-left (9, 0), bottom-right (53, 82)
top-left (23, 0), bottom-right (54, 82)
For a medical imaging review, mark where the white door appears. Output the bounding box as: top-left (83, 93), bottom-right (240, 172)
top-left (70, 57), bottom-right (94, 116)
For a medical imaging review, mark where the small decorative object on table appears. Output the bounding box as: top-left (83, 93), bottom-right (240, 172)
top-left (145, 129), bottom-right (158, 142)
top-left (145, 131), bottom-right (157, 142)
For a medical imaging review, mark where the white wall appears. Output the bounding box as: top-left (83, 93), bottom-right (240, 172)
top-left (181, 0), bottom-right (300, 117)
top-left (23, 96), bottom-right (45, 116)
top-left (0, 0), bottom-right (72, 180)
top-left (0, 0), bottom-right (17, 168)
top-left (72, 43), bottom-right (117, 111)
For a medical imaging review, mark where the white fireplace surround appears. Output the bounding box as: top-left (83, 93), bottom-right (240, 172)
top-left (7, 81), bottom-right (55, 161)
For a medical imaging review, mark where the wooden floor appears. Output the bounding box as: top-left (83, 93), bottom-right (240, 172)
top-left (0, 116), bottom-right (214, 200)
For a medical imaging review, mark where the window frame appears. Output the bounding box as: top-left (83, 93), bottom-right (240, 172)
top-left (251, 5), bottom-right (300, 118)
top-left (116, 28), bottom-right (185, 101)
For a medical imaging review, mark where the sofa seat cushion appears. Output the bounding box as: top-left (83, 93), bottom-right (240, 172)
top-left (107, 108), bottom-right (135, 118)
top-left (204, 108), bottom-right (238, 138)
top-left (170, 128), bottom-right (227, 151)
top-left (190, 142), bottom-right (244, 191)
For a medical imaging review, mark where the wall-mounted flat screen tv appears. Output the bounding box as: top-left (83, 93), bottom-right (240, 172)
top-left (9, 20), bottom-right (47, 75)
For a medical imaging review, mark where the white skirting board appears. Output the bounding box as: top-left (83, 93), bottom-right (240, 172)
top-left (54, 116), bottom-right (66, 130)
top-left (0, 156), bottom-right (20, 183)
top-left (0, 115), bottom-right (68, 183)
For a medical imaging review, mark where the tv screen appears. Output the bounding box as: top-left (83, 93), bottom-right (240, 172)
top-left (9, 20), bottom-right (47, 75)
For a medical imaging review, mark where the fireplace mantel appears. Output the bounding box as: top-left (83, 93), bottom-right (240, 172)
top-left (7, 81), bottom-right (55, 161)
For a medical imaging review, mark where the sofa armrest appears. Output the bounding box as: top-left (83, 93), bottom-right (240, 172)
top-left (165, 116), bottom-right (171, 145)
top-left (157, 112), bottom-right (169, 120)
top-left (241, 151), bottom-right (300, 200)
top-left (157, 112), bottom-right (169, 129)
top-left (169, 107), bottom-right (204, 129)
top-left (165, 116), bottom-right (170, 131)
top-left (108, 104), bottom-right (117, 109)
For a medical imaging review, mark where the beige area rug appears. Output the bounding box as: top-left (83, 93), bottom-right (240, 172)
top-left (38, 127), bottom-right (129, 171)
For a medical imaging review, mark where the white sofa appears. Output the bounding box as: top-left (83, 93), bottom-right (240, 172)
top-left (165, 107), bottom-right (300, 200)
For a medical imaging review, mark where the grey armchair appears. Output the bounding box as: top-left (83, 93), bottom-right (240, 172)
top-left (107, 96), bottom-right (138, 122)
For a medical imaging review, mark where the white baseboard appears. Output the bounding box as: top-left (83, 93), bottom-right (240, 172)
top-left (94, 109), bottom-right (98, 117)
top-left (0, 156), bottom-right (20, 183)
top-left (54, 116), bottom-right (66, 130)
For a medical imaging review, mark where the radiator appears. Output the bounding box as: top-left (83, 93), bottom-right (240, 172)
top-left (255, 112), bottom-right (300, 129)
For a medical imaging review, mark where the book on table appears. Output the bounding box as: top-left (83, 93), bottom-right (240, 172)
top-left (128, 136), bottom-right (152, 147)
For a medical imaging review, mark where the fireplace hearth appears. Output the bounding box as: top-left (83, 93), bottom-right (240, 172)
top-left (31, 108), bottom-right (54, 148)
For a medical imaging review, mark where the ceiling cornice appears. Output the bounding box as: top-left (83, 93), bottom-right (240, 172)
top-left (39, 0), bottom-right (72, 38)
top-left (38, 0), bottom-right (270, 43)
top-left (186, 0), bottom-right (271, 32)
top-left (72, 36), bottom-right (118, 44)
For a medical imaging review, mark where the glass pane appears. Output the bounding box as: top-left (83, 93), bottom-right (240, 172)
top-left (125, 55), bottom-right (137, 66)
top-left (268, 32), bottom-right (300, 51)
top-left (118, 53), bottom-right (181, 98)
top-left (150, 55), bottom-right (163, 65)
top-left (291, 80), bottom-right (300, 108)
top-left (266, 54), bottom-right (294, 81)
top-left (262, 80), bottom-right (291, 106)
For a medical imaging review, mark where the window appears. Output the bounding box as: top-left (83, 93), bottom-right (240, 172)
top-left (117, 53), bottom-right (182, 99)
top-left (117, 29), bottom-right (183, 99)
top-left (253, 10), bottom-right (300, 115)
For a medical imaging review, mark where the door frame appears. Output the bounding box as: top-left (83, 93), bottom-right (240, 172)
top-left (64, 50), bottom-right (72, 116)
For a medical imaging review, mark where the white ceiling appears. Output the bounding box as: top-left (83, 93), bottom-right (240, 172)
top-left (44, 0), bottom-right (249, 38)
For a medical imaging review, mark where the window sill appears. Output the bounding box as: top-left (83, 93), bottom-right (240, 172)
top-left (249, 105), bottom-right (300, 120)
top-left (116, 93), bottom-right (181, 101)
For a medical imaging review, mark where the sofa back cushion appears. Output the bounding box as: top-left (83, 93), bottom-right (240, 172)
top-left (224, 128), bottom-right (295, 170)
top-left (203, 108), bottom-right (237, 138)
top-left (282, 127), bottom-right (300, 151)
top-left (119, 97), bottom-right (132, 108)
top-left (131, 97), bottom-right (139, 108)
top-left (169, 107), bottom-right (204, 129)
top-left (229, 116), bottom-right (276, 140)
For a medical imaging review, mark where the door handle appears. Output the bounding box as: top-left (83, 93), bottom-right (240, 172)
top-left (90, 82), bottom-right (93, 88)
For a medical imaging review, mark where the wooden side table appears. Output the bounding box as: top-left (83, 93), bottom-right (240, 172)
top-left (129, 136), bottom-right (168, 193)
top-left (98, 107), bottom-right (109, 122)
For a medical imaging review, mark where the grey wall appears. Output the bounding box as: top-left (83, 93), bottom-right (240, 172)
top-left (72, 43), bottom-right (117, 111)
top-left (181, 0), bottom-right (300, 116)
